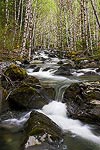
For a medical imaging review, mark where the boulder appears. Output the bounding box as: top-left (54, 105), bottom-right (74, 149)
top-left (54, 63), bottom-right (73, 76)
top-left (63, 82), bottom-right (100, 124)
top-left (1, 64), bottom-right (27, 89)
top-left (26, 110), bottom-right (63, 140)
top-left (7, 84), bottom-right (50, 110)
top-left (23, 76), bottom-right (55, 100)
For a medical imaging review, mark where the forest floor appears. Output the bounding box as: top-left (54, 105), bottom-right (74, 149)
top-left (0, 49), bottom-right (22, 62)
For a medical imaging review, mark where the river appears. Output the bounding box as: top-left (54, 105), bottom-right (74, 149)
top-left (0, 51), bottom-right (100, 150)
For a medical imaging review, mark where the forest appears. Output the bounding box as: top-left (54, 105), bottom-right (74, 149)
top-left (0, 0), bottom-right (100, 60)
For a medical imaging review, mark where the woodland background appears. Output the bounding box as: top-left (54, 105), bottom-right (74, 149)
top-left (0, 0), bottom-right (100, 60)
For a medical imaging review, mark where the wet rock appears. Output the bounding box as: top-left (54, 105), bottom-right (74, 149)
top-left (78, 60), bottom-right (89, 68)
top-left (25, 142), bottom-right (56, 150)
top-left (22, 60), bottom-right (30, 65)
top-left (0, 110), bottom-right (24, 121)
top-left (54, 63), bottom-right (73, 76)
top-left (40, 86), bottom-right (55, 100)
top-left (96, 68), bottom-right (100, 72)
top-left (1, 64), bottom-right (27, 89)
top-left (78, 60), bottom-right (97, 69)
top-left (55, 69), bottom-right (71, 76)
top-left (63, 82), bottom-right (100, 124)
top-left (33, 67), bottom-right (40, 72)
top-left (1, 72), bottom-right (55, 111)
top-left (48, 53), bottom-right (56, 58)
top-left (42, 67), bottom-right (51, 71)
top-left (26, 110), bottom-right (63, 140)
top-left (23, 76), bottom-right (55, 100)
top-left (57, 61), bottom-right (63, 65)
top-left (7, 84), bottom-right (50, 110)
top-left (27, 64), bottom-right (36, 69)
top-left (83, 71), bottom-right (97, 76)
top-left (20, 60), bottom-right (30, 68)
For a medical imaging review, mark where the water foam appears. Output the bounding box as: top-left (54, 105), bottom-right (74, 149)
top-left (27, 69), bottom-right (66, 81)
top-left (72, 68), bottom-right (97, 77)
top-left (2, 101), bottom-right (100, 145)
top-left (2, 112), bottom-right (31, 127)
top-left (41, 101), bottom-right (100, 145)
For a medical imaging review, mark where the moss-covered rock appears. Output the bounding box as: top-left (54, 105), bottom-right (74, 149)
top-left (1, 64), bottom-right (27, 89)
top-left (7, 84), bottom-right (50, 110)
top-left (63, 82), bottom-right (100, 124)
top-left (22, 76), bottom-right (40, 87)
top-left (26, 110), bottom-right (63, 139)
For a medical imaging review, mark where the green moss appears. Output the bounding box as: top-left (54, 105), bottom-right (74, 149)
top-left (29, 128), bottom-right (45, 135)
top-left (4, 64), bottom-right (27, 81)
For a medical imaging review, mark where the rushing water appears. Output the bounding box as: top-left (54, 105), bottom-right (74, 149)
top-left (0, 65), bottom-right (100, 150)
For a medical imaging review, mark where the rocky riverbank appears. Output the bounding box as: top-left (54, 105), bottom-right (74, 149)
top-left (0, 49), bottom-right (100, 150)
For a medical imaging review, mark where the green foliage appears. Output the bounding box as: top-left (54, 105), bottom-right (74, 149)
top-left (32, 0), bottom-right (57, 16)
top-left (0, 0), bottom-right (100, 60)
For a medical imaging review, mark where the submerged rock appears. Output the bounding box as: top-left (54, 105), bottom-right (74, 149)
top-left (63, 82), bottom-right (100, 124)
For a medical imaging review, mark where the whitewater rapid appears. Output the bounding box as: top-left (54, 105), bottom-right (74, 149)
top-left (2, 68), bottom-right (100, 147)
top-left (3, 101), bottom-right (100, 145)
top-left (40, 101), bottom-right (100, 145)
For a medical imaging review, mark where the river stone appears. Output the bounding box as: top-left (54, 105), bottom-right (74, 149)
top-left (26, 110), bottom-right (63, 140)
top-left (63, 82), bottom-right (100, 124)
top-left (7, 84), bottom-right (49, 110)
top-left (79, 61), bottom-right (97, 69)
top-left (25, 142), bottom-right (56, 150)
top-left (83, 71), bottom-right (97, 76)
top-left (54, 63), bottom-right (73, 76)
top-left (20, 60), bottom-right (30, 68)
top-left (1, 64), bottom-right (27, 89)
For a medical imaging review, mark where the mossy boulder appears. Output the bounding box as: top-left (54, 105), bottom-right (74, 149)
top-left (63, 82), bottom-right (100, 124)
top-left (1, 64), bottom-right (27, 89)
top-left (26, 110), bottom-right (63, 139)
top-left (22, 76), bottom-right (40, 87)
top-left (7, 84), bottom-right (50, 110)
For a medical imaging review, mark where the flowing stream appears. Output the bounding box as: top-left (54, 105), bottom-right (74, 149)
top-left (27, 70), bottom-right (100, 148)
top-left (0, 54), bottom-right (100, 150)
